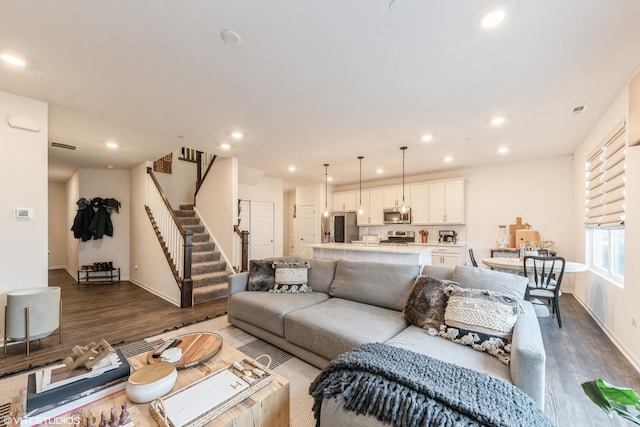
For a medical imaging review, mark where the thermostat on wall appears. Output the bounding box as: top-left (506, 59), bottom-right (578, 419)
top-left (13, 208), bottom-right (34, 219)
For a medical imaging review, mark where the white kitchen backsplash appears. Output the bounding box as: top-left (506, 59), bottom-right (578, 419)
top-left (359, 224), bottom-right (465, 244)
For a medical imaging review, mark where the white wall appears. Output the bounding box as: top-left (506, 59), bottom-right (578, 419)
top-left (76, 169), bottom-right (131, 280)
top-left (0, 90), bottom-right (48, 336)
top-left (129, 162), bottom-right (181, 305)
top-left (48, 181), bottom-right (67, 269)
top-left (154, 149), bottom-right (197, 209)
top-left (239, 174), bottom-right (284, 258)
top-left (196, 157), bottom-right (238, 266)
top-left (571, 76), bottom-right (640, 370)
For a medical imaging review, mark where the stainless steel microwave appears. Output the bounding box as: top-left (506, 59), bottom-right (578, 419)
top-left (383, 207), bottom-right (411, 224)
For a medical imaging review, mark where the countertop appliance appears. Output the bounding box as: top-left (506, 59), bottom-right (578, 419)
top-left (332, 212), bottom-right (359, 243)
top-left (438, 230), bottom-right (457, 244)
top-left (383, 207), bottom-right (411, 224)
top-left (379, 230), bottom-right (416, 246)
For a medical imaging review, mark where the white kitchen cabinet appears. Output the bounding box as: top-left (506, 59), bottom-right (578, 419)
top-left (428, 179), bottom-right (465, 224)
top-left (409, 183), bottom-right (429, 224)
top-left (383, 186), bottom-right (410, 208)
top-left (333, 191), bottom-right (357, 211)
top-left (428, 244), bottom-right (465, 267)
top-left (356, 189), bottom-right (384, 226)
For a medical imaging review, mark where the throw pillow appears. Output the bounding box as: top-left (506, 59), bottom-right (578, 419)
top-left (402, 276), bottom-right (452, 330)
top-left (438, 284), bottom-right (525, 366)
top-left (269, 261), bottom-right (311, 294)
top-left (247, 260), bottom-right (276, 291)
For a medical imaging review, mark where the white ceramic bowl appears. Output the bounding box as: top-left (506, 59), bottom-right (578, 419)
top-left (126, 362), bottom-right (177, 403)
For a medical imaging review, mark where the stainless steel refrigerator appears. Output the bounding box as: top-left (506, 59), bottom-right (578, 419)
top-left (332, 212), bottom-right (358, 243)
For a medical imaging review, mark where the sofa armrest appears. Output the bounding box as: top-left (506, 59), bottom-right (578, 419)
top-left (228, 272), bottom-right (249, 295)
top-left (510, 301), bottom-right (546, 408)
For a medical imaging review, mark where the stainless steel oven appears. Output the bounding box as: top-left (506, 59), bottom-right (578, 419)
top-left (383, 207), bottom-right (411, 224)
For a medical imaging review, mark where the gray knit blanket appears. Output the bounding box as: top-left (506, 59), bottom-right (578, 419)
top-left (309, 343), bottom-right (553, 427)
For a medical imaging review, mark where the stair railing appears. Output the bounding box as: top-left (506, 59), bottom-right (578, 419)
top-left (146, 167), bottom-right (193, 308)
top-left (194, 152), bottom-right (217, 203)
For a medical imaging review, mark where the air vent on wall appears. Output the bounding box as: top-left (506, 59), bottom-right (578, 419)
top-left (50, 141), bottom-right (77, 151)
top-left (571, 105), bottom-right (588, 116)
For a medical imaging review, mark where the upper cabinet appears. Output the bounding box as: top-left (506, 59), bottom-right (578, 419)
top-left (428, 179), bottom-right (465, 224)
top-left (409, 183), bottom-right (429, 224)
top-left (383, 186), bottom-right (410, 208)
top-left (333, 191), bottom-right (357, 211)
top-left (357, 189), bottom-right (384, 226)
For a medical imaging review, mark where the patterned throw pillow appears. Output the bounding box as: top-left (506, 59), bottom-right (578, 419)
top-left (269, 262), bottom-right (311, 294)
top-left (438, 284), bottom-right (525, 366)
top-left (402, 276), bottom-right (452, 330)
top-left (247, 260), bottom-right (276, 291)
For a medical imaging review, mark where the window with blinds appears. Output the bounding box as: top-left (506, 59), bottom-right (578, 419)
top-left (585, 120), bottom-right (626, 228)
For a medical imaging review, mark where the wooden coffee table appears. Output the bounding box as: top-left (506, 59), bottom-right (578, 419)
top-left (9, 342), bottom-right (290, 427)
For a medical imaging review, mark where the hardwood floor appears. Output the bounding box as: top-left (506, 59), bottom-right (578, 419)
top-left (2, 271), bottom-right (639, 426)
top-left (539, 294), bottom-right (640, 426)
top-left (0, 269), bottom-right (227, 377)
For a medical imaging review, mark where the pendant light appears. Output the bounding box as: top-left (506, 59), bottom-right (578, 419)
top-left (357, 156), bottom-right (364, 215)
top-left (323, 163), bottom-right (330, 217)
top-left (400, 146), bottom-right (408, 214)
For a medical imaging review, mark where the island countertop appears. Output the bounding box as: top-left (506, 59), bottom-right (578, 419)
top-left (307, 242), bottom-right (433, 266)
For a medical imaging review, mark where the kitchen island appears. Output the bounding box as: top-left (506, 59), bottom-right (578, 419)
top-left (307, 242), bottom-right (433, 266)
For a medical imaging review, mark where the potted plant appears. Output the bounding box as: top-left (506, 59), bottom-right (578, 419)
top-left (582, 378), bottom-right (640, 424)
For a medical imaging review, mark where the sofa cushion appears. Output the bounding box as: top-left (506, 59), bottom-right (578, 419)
top-left (402, 276), bottom-right (451, 330)
top-left (228, 291), bottom-right (329, 337)
top-left (421, 265), bottom-right (455, 281)
top-left (307, 258), bottom-right (338, 294)
top-left (284, 298), bottom-right (408, 361)
top-left (451, 266), bottom-right (528, 300)
top-left (385, 325), bottom-right (511, 383)
top-left (329, 260), bottom-right (420, 311)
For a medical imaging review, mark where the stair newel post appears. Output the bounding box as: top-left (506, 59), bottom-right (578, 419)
top-left (241, 230), bottom-right (250, 272)
top-left (182, 229), bottom-right (193, 308)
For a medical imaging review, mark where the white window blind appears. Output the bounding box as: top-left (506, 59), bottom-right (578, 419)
top-left (585, 120), bottom-right (626, 228)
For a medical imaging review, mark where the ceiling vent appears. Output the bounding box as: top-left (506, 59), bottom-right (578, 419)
top-left (571, 105), bottom-right (587, 116)
top-left (50, 141), bottom-right (77, 151)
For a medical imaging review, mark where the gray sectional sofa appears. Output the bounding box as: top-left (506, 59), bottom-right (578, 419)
top-left (227, 257), bottom-right (546, 422)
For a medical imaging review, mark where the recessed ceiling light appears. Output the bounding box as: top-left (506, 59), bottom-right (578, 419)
top-left (498, 147), bottom-right (509, 154)
top-left (220, 143), bottom-right (231, 150)
top-left (107, 165), bottom-right (114, 169)
top-left (106, 142), bottom-right (119, 149)
top-left (230, 131), bottom-right (243, 140)
top-left (327, 177), bottom-right (333, 182)
top-left (491, 116), bottom-right (506, 127)
top-left (444, 156), bottom-right (453, 163)
top-left (288, 166), bottom-right (296, 172)
top-left (421, 134), bottom-right (434, 142)
top-left (1, 53), bottom-right (26, 67)
top-left (376, 168), bottom-right (384, 174)
top-left (479, 9), bottom-right (505, 29)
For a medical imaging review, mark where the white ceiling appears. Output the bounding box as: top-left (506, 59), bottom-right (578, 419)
top-left (2, 1), bottom-right (640, 189)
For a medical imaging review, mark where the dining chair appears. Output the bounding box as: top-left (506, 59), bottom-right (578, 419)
top-left (468, 248), bottom-right (478, 267)
top-left (523, 256), bottom-right (566, 327)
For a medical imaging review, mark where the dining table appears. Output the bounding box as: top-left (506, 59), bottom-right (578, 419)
top-left (481, 257), bottom-right (588, 273)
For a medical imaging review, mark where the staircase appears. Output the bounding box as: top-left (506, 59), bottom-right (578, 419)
top-left (174, 205), bottom-right (232, 304)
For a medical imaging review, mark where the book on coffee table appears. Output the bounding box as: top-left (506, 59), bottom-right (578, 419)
top-left (26, 348), bottom-right (130, 413)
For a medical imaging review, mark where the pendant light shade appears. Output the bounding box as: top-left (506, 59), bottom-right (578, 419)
top-left (400, 147), bottom-right (408, 214)
top-left (357, 156), bottom-right (364, 215)
top-left (323, 164), bottom-right (330, 217)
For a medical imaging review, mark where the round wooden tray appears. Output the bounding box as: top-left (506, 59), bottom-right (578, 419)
top-left (146, 332), bottom-right (223, 369)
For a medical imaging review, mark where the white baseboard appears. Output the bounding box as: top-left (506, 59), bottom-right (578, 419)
top-left (572, 293), bottom-right (640, 374)
top-left (128, 278), bottom-right (180, 307)
top-left (48, 265), bottom-right (66, 270)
